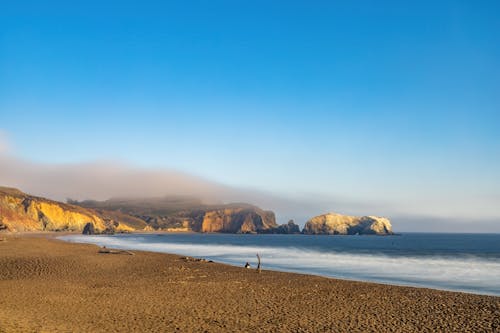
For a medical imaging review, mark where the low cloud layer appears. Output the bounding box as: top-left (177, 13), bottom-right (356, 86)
top-left (0, 153), bottom-right (328, 224)
top-left (0, 133), bottom-right (498, 232)
top-left (0, 131), bottom-right (380, 222)
top-left (0, 148), bottom-right (380, 222)
top-left (0, 155), bottom-right (228, 202)
top-left (0, 131), bottom-right (10, 154)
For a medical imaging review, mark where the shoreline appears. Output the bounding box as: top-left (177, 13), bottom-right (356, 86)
top-left (59, 231), bottom-right (500, 297)
top-left (1, 233), bottom-right (499, 332)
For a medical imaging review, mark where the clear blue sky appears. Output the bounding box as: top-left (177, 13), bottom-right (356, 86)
top-left (1, 1), bottom-right (499, 222)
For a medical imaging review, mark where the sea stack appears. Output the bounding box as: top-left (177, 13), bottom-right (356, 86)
top-left (302, 212), bottom-right (393, 235)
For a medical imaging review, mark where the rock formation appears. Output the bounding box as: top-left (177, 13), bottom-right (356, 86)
top-left (302, 212), bottom-right (393, 235)
top-left (259, 220), bottom-right (301, 234)
top-left (192, 206), bottom-right (277, 233)
top-left (0, 187), bottom-right (141, 233)
top-left (82, 222), bottom-right (96, 235)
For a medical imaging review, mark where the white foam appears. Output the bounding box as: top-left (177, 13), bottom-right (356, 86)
top-left (60, 235), bottom-right (500, 296)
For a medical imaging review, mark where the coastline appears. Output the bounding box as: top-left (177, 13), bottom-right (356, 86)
top-left (60, 231), bottom-right (500, 297)
top-left (0, 233), bottom-right (499, 332)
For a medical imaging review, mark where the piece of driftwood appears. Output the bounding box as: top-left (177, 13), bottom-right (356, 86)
top-left (98, 247), bottom-right (134, 255)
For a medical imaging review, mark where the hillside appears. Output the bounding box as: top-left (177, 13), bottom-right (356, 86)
top-left (0, 187), bottom-right (146, 233)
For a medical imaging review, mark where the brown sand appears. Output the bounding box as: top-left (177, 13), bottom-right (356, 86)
top-left (0, 235), bottom-right (498, 332)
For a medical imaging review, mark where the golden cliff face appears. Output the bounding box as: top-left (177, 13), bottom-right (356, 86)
top-left (303, 212), bottom-right (393, 235)
top-left (0, 187), bottom-right (134, 233)
top-left (24, 200), bottom-right (105, 231)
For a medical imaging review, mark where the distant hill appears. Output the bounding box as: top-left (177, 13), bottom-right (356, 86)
top-left (0, 186), bottom-right (147, 233)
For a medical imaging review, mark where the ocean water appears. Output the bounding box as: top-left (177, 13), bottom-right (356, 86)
top-left (59, 233), bottom-right (500, 296)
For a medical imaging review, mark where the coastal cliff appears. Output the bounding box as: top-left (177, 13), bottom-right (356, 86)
top-left (302, 212), bottom-right (393, 235)
top-left (195, 207), bottom-right (277, 233)
top-left (76, 197), bottom-right (278, 234)
top-left (123, 206), bottom-right (278, 233)
top-left (260, 220), bottom-right (301, 234)
top-left (0, 187), bottom-right (279, 234)
top-left (0, 187), bottom-right (141, 233)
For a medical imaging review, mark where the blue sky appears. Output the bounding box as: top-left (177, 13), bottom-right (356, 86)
top-left (1, 1), bottom-right (499, 228)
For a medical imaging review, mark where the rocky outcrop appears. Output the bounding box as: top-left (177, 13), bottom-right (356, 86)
top-left (193, 206), bottom-right (277, 233)
top-left (82, 222), bottom-right (96, 235)
top-left (135, 206), bottom-right (277, 233)
top-left (259, 220), bottom-right (301, 234)
top-left (302, 212), bottom-right (393, 235)
top-left (0, 187), bottom-right (139, 233)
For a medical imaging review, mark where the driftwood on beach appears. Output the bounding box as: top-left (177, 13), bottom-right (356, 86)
top-left (98, 246), bottom-right (134, 255)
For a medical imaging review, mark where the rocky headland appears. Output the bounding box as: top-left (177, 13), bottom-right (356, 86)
top-left (194, 206), bottom-right (277, 233)
top-left (76, 197), bottom-right (279, 234)
top-left (0, 187), bottom-right (144, 233)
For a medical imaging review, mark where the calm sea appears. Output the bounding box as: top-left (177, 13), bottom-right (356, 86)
top-left (60, 233), bottom-right (500, 296)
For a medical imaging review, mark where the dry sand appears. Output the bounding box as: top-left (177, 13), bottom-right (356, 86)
top-left (0, 234), bottom-right (499, 332)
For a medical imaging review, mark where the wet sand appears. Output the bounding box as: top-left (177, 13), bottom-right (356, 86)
top-left (0, 234), bottom-right (499, 332)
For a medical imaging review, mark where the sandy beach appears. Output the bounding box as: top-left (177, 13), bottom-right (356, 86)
top-left (0, 234), bottom-right (498, 332)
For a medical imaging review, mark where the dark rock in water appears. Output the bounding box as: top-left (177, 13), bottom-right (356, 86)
top-left (285, 220), bottom-right (301, 233)
top-left (259, 220), bottom-right (301, 234)
top-left (82, 222), bottom-right (96, 235)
